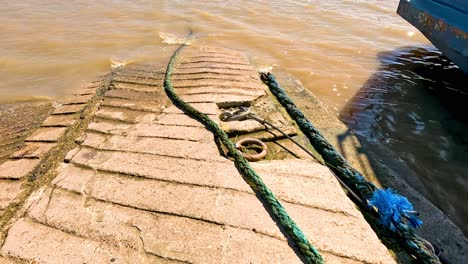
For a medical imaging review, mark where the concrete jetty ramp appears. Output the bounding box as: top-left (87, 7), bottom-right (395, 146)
top-left (0, 46), bottom-right (396, 263)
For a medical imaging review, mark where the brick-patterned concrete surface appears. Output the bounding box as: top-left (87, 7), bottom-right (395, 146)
top-left (0, 46), bottom-right (396, 263)
top-left (0, 83), bottom-right (99, 224)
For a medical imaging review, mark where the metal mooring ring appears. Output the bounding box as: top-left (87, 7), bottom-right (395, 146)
top-left (235, 138), bottom-right (268, 162)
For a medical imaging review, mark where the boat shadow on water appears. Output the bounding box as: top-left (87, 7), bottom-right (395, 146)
top-left (338, 46), bottom-right (468, 262)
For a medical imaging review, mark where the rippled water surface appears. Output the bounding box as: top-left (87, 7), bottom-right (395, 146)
top-left (0, 0), bottom-right (428, 104)
top-left (340, 47), bottom-right (468, 234)
top-left (1, 1), bottom-right (467, 233)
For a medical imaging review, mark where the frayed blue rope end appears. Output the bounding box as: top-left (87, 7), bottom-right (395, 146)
top-left (369, 189), bottom-right (423, 232)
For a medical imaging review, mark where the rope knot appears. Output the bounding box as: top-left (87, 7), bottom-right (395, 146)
top-left (369, 188), bottom-right (423, 232)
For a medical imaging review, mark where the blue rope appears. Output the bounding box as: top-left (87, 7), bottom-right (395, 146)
top-left (369, 189), bottom-right (423, 232)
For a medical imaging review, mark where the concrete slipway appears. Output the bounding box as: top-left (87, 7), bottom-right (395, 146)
top-left (0, 45), bottom-right (402, 263)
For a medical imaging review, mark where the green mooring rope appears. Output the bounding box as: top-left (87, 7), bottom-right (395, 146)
top-left (260, 72), bottom-right (442, 264)
top-left (164, 44), bottom-right (325, 264)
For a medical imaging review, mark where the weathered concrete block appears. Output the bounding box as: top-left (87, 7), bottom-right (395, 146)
top-left (100, 97), bottom-right (165, 112)
top-left (69, 149), bottom-right (356, 217)
top-left (87, 121), bottom-right (132, 135)
top-left (220, 119), bottom-right (267, 133)
top-left (64, 147), bottom-right (80, 163)
top-left (55, 168), bottom-right (282, 239)
top-left (52, 165), bottom-right (394, 263)
top-left (175, 86), bottom-right (265, 97)
top-left (52, 104), bottom-right (86, 115)
top-left (260, 163), bottom-right (360, 217)
top-left (112, 82), bottom-right (161, 93)
top-left (173, 79), bottom-right (264, 90)
top-left (174, 67), bottom-right (256, 76)
top-left (0, 159), bottom-right (40, 179)
top-left (52, 163), bottom-right (95, 192)
top-left (114, 69), bottom-right (163, 79)
top-left (28, 188), bottom-right (305, 263)
top-left (60, 94), bottom-right (94, 105)
top-left (25, 127), bottom-right (67, 142)
top-left (181, 94), bottom-right (262, 107)
top-left (82, 133), bottom-right (224, 161)
top-left (155, 113), bottom-right (209, 127)
top-left (88, 121), bottom-right (212, 142)
top-left (251, 159), bottom-right (336, 177)
top-left (181, 55), bottom-right (250, 65)
top-left (172, 71), bottom-right (254, 80)
top-left (69, 150), bottom-right (247, 191)
top-left (234, 126), bottom-right (298, 142)
top-left (0, 180), bottom-right (23, 209)
top-left (112, 75), bottom-right (162, 86)
top-left (42, 114), bottom-right (78, 127)
top-left (28, 188), bottom-right (143, 251)
top-left (95, 107), bottom-right (157, 124)
top-left (12, 142), bottom-right (55, 158)
top-left (0, 218), bottom-right (146, 263)
top-left (162, 103), bottom-right (218, 115)
top-left (105, 89), bottom-right (163, 101)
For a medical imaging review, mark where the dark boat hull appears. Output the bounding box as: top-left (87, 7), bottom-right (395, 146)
top-left (398, 0), bottom-right (468, 73)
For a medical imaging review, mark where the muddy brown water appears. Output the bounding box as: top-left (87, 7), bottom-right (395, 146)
top-left (0, 1), bottom-right (467, 235)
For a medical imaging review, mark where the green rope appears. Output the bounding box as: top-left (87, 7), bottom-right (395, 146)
top-left (163, 44), bottom-right (325, 264)
top-left (260, 72), bottom-right (441, 264)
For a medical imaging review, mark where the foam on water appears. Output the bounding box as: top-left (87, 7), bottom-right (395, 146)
top-left (159, 32), bottom-right (192, 45)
